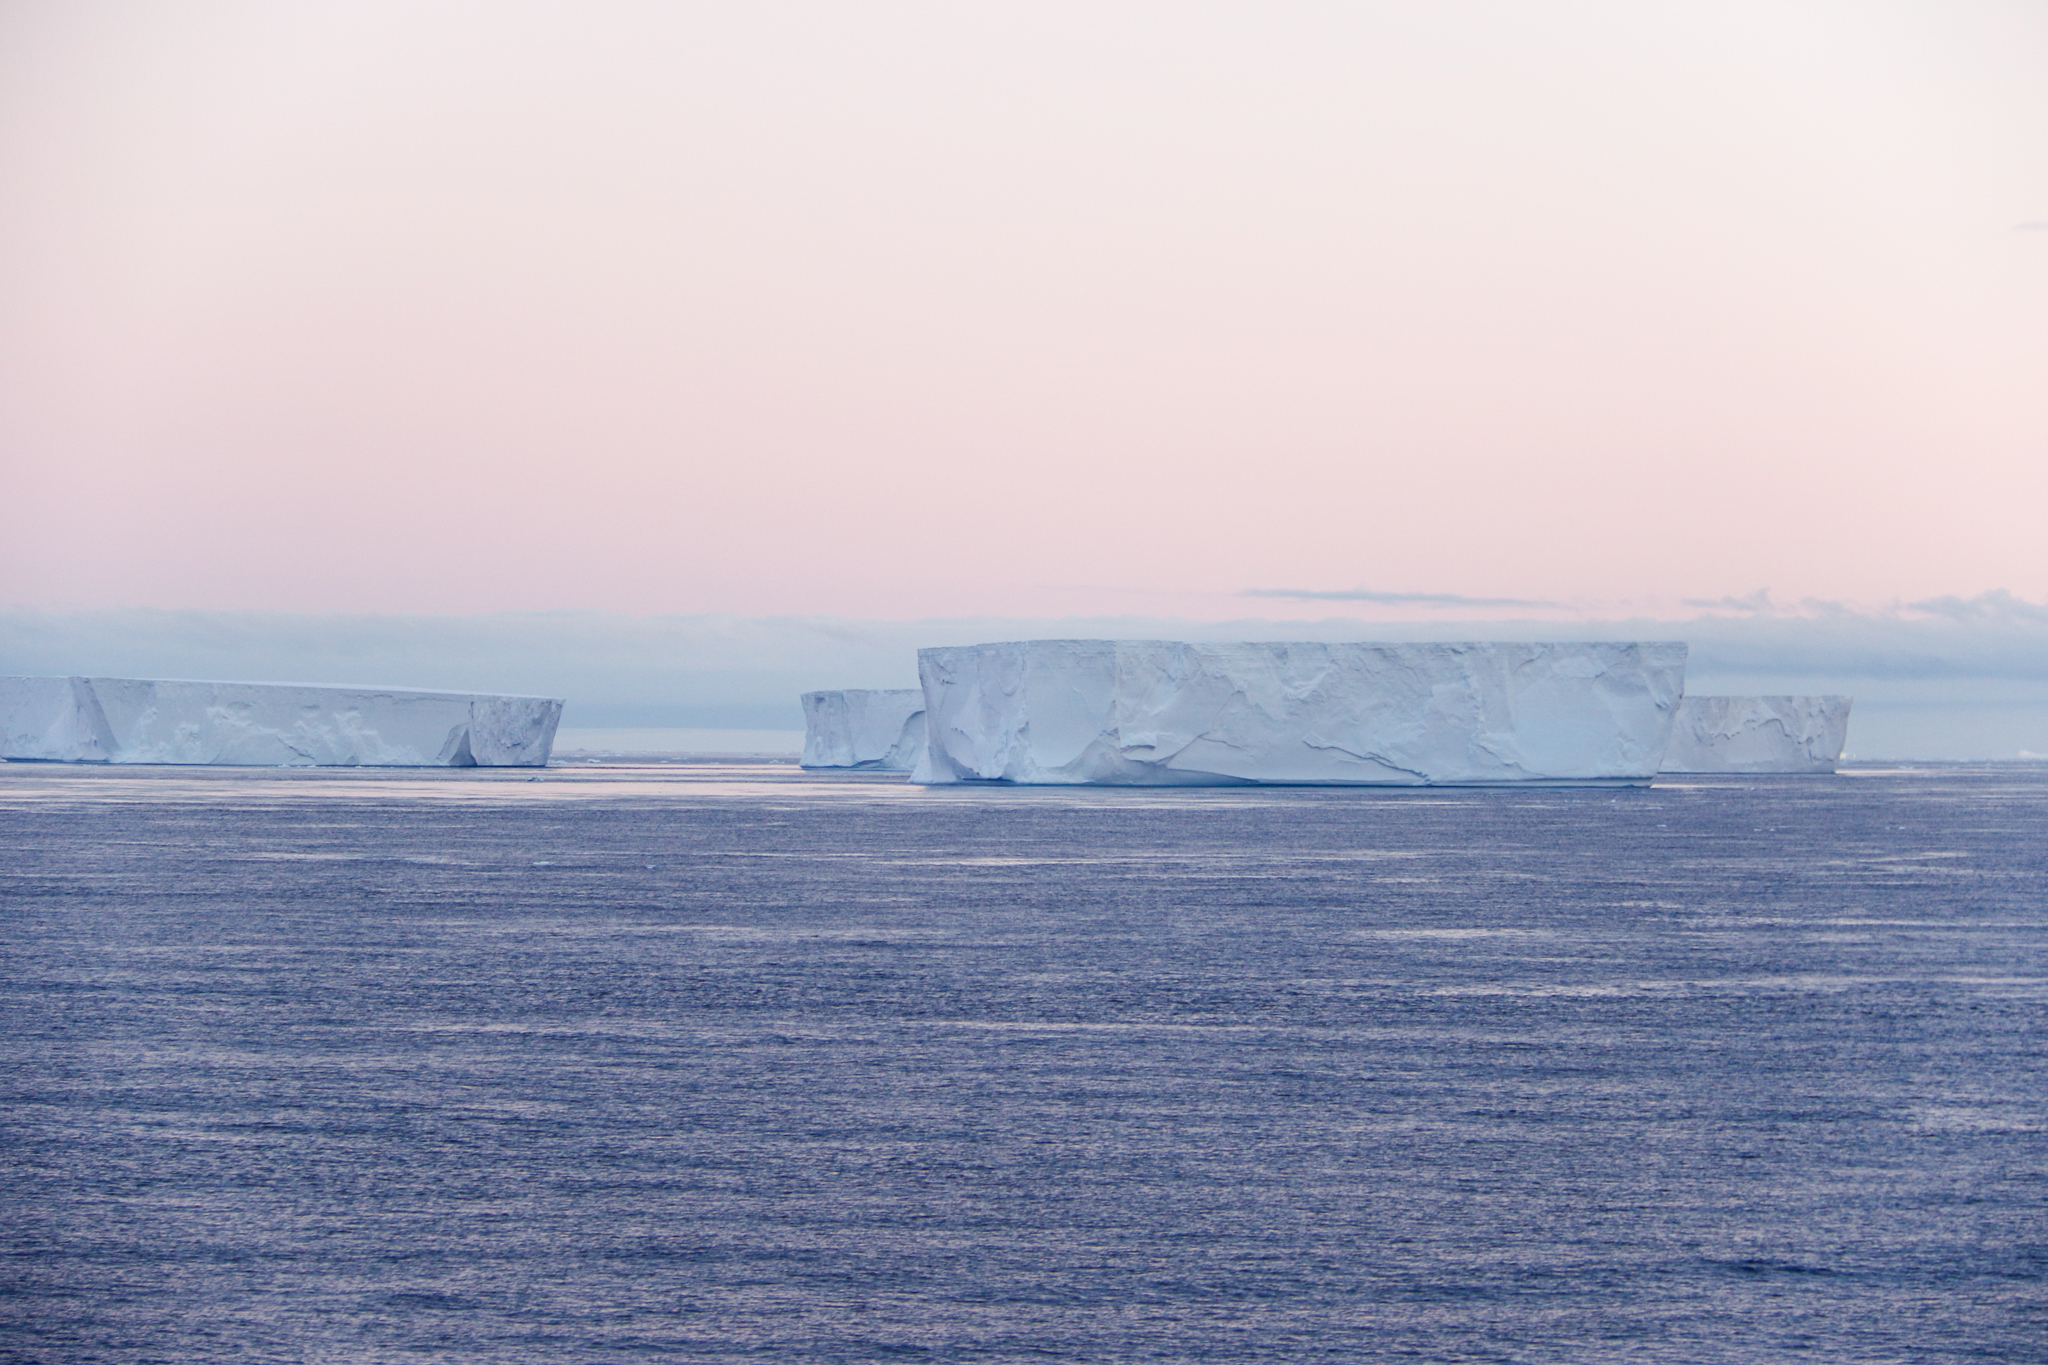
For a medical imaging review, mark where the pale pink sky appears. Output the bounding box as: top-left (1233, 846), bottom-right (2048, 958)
top-left (1, 0), bottom-right (2043, 621)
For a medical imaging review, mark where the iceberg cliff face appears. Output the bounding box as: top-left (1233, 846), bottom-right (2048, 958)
top-left (913, 640), bottom-right (1687, 786)
top-left (801, 689), bottom-right (927, 771)
top-left (0, 677), bottom-right (562, 767)
top-left (1659, 695), bottom-right (1851, 773)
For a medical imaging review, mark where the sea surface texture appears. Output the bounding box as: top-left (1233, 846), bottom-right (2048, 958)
top-left (2, 763), bottom-right (2044, 1362)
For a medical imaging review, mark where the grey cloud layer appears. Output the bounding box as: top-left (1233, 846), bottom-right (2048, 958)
top-left (3, 601), bottom-right (2045, 759)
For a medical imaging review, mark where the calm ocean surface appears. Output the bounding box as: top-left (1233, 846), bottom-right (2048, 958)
top-left (3, 763), bottom-right (2044, 1362)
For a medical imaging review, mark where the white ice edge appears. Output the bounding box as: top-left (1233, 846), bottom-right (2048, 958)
top-left (1, 676), bottom-right (563, 767)
top-left (1659, 695), bottom-right (1852, 773)
top-left (800, 689), bottom-right (927, 771)
top-left (912, 640), bottom-right (1687, 787)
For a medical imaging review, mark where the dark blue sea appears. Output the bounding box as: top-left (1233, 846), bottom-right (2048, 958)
top-left (3, 762), bottom-right (2044, 1362)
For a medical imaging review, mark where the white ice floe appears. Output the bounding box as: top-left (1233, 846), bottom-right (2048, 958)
top-left (1659, 695), bottom-right (1852, 774)
top-left (912, 640), bottom-right (1687, 786)
top-left (0, 677), bottom-right (562, 767)
top-left (800, 689), bottom-right (927, 771)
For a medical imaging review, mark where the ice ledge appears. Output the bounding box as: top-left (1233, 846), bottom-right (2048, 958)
top-left (912, 640), bottom-right (1687, 786)
top-left (1660, 695), bottom-right (1852, 774)
top-left (0, 676), bottom-right (562, 767)
top-left (800, 689), bottom-right (926, 770)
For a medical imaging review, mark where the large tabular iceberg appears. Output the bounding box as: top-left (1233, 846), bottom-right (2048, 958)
top-left (801, 689), bottom-right (927, 771)
top-left (1659, 695), bottom-right (1852, 774)
top-left (0, 677), bottom-right (562, 767)
top-left (913, 640), bottom-right (1687, 787)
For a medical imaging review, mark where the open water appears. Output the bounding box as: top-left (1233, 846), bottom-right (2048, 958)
top-left (2, 762), bottom-right (2044, 1362)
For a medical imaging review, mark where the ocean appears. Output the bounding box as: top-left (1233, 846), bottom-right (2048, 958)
top-left (3, 762), bottom-right (2043, 1361)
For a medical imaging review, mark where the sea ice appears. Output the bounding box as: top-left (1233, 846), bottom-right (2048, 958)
top-left (1659, 695), bottom-right (1852, 773)
top-left (0, 677), bottom-right (562, 767)
top-left (801, 689), bottom-right (927, 771)
top-left (912, 640), bottom-right (1687, 786)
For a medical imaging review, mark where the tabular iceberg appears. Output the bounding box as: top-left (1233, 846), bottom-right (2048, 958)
top-left (1659, 695), bottom-right (1852, 774)
top-left (913, 640), bottom-right (1687, 787)
top-left (801, 689), bottom-right (927, 771)
top-left (0, 677), bottom-right (562, 767)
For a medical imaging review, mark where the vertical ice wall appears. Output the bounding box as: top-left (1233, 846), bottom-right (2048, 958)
top-left (914, 640), bottom-right (1687, 786)
top-left (1659, 696), bottom-right (1852, 773)
top-left (800, 689), bottom-right (927, 770)
top-left (0, 677), bottom-right (562, 767)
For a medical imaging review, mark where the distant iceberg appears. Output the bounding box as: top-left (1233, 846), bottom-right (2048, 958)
top-left (912, 640), bottom-right (1687, 786)
top-left (0, 677), bottom-right (562, 767)
top-left (1660, 695), bottom-right (1851, 774)
top-left (800, 689), bottom-right (927, 771)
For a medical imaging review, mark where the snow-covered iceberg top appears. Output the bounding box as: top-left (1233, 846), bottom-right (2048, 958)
top-left (0, 677), bottom-right (562, 767)
top-left (800, 689), bottom-right (927, 771)
top-left (913, 640), bottom-right (1687, 786)
top-left (1659, 695), bottom-right (1851, 774)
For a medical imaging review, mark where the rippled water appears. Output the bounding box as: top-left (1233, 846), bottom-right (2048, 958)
top-left (3, 763), bottom-right (2044, 1362)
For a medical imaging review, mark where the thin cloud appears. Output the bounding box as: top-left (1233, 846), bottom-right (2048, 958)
top-left (1243, 588), bottom-right (1559, 609)
top-left (1680, 589), bottom-right (1862, 619)
top-left (1908, 589), bottom-right (2048, 626)
top-left (1683, 589), bottom-right (1775, 613)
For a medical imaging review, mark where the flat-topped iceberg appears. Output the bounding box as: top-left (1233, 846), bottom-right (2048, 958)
top-left (0, 677), bottom-right (562, 767)
top-left (801, 689), bottom-right (927, 771)
top-left (1660, 695), bottom-right (1852, 774)
top-left (913, 640), bottom-right (1687, 786)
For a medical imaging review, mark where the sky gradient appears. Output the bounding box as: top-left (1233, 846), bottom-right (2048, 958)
top-left (2, 0), bottom-right (2044, 620)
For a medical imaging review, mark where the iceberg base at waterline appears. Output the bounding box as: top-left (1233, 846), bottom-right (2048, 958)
top-left (1659, 695), bottom-right (1852, 774)
top-left (0, 676), bottom-right (563, 767)
top-left (912, 640), bottom-right (1687, 787)
top-left (800, 689), bottom-right (927, 771)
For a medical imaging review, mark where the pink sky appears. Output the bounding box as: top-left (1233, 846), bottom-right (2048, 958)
top-left (2, 0), bottom-right (2043, 621)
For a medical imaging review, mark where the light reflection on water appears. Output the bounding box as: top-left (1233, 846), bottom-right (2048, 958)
top-left (0, 762), bottom-right (1547, 808)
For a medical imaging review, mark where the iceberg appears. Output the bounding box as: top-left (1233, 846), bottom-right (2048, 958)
top-left (0, 677), bottom-right (562, 767)
top-left (800, 689), bottom-right (927, 771)
top-left (913, 640), bottom-right (1687, 786)
top-left (1659, 695), bottom-right (1852, 774)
